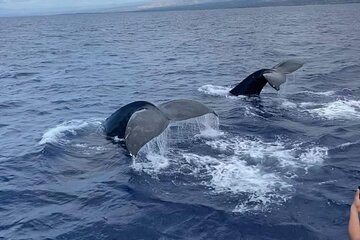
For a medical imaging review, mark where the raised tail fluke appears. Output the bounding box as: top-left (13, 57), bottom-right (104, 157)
top-left (229, 59), bottom-right (305, 95)
top-left (158, 99), bottom-right (217, 121)
top-left (272, 59), bottom-right (304, 74)
top-left (265, 59), bottom-right (304, 90)
top-left (263, 70), bottom-right (286, 91)
top-left (106, 99), bottom-right (217, 156)
top-left (125, 106), bottom-right (170, 156)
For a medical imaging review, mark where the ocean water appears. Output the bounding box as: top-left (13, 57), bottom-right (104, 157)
top-left (1, 3), bottom-right (360, 239)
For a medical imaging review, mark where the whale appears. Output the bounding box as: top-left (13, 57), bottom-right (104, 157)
top-left (229, 59), bottom-right (304, 96)
top-left (104, 99), bottom-right (217, 156)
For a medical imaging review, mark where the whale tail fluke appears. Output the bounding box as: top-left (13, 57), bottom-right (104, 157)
top-left (125, 106), bottom-right (170, 156)
top-left (158, 99), bottom-right (217, 121)
top-left (229, 59), bottom-right (304, 95)
top-left (263, 71), bottom-right (286, 91)
top-left (105, 99), bottom-right (217, 156)
top-left (272, 59), bottom-right (305, 74)
top-left (264, 59), bottom-right (305, 91)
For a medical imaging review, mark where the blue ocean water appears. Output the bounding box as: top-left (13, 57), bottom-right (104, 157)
top-left (1, 3), bottom-right (360, 239)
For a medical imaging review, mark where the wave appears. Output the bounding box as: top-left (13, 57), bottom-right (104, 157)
top-left (38, 119), bottom-right (121, 165)
top-left (39, 119), bottom-right (103, 145)
top-left (299, 90), bottom-right (336, 96)
top-left (302, 99), bottom-right (360, 120)
top-left (332, 140), bottom-right (360, 151)
top-left (198, 85), bottom-right (360, 121)
top-left (280, 98), bottom-right (360, 120)
top-left (198, 84), bottom-right (234, 98)
top-left (182, 151), bottom-right (292, 212)
top-left (198, 84), bottom-right (337, 99)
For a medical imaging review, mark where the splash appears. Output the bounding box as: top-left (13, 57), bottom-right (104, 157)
top-left (132, 122), bottom-right (328, 213)
top-left (201, 137), bottom-right (327, 212)
top-left (280, 98), bottom-right (360, 120)
top-left (195, 114), bottom-right (225, 138)
top-left (299, 146), bottom-right (328, 165)
top-left (206, 137), bottom-right (327, 168)
top-left (132, 114), bottom-right (222, 173)
top-left (303, 99), bottom-right (360, 120)
top-left (198, 84), bottom-right (233, 97)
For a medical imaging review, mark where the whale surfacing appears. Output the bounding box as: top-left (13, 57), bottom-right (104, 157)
top-left (104, 99), bottom-right (216, 156)
top-left (229, 59), bottom-right (304, 96)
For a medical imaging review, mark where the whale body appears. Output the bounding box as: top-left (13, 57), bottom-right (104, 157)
top-left (229, 59), bottom-right (304, 96)
top-left (104, 99), bottom-right (217, 156)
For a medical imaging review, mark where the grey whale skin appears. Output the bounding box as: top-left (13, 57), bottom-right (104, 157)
top-left (229, 59), bottom-right (305, 96)
top-left (104, 99), bottom-right (217, 156)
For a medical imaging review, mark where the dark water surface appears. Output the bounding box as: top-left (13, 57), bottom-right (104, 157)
top-left (1, 3), bottom-right (360, 239)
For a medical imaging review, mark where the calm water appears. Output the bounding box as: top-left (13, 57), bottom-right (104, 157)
top-left (1, 3), bottom-right (360, 239)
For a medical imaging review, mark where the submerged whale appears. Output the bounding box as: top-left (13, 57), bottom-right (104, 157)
top-left (229, 59), bottom-right (304, 96)
top-left (104, 99), bottom-right (217, 156)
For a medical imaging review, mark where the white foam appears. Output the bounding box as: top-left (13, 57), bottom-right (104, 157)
top-left (127, 110), bottom-right (328, 213)
top-left (181, 150), bottom-right (292, 213)
top-left (132, 153), bottom-right (170, 176)
top-left (280, 99), bottom-right (298, 109)
top-left (113, 136), bottom-right (124, 142)
top-left (280, 98), bottom-right (360, 120)
top-left (196, 128), bottom-right (225, 138)
top-left (337, 140), bottom-right (360, 149)
top-left (301, 90), bottom-right (335, 96)
top-left (72, 143), bottom-right (109, 156)
top-left (299, 102), bottom-right (318, 108)
top-left (183, 153), bottom-right (288, 192)
top-left (317, 180), bottom-right (337, 185)
top-left (205, 137), bottom-right (300, 168)
top-left (204, 137), bottom-right (327, 212)
top-left (299, 147), bottom-right (328, 165)
top-left (198, 84), bottom-right (233, 97)
top-left (304, 99), bottom-right (360, 120)
top-left (133, 132), bottom-right (327, 212)
top-left (195, 114), bottom-right (224, 139)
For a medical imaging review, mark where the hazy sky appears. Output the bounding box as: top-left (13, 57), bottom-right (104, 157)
top-left (0, 0), bottom-right (149, 16)
top-left (0, 0), bottom-right (217, 16)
